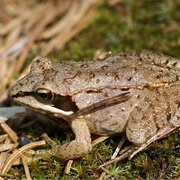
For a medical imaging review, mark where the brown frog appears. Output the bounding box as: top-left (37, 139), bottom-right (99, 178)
top-left (10, 50), bottom-right (180, 160)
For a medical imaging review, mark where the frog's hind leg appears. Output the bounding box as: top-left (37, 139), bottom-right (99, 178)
top-left (129, 122), bottom-right (178, 159)
top-left (126, 93), bottom-right (180, 159)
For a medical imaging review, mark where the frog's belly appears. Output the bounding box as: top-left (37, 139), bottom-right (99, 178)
top-left (84, 103), bottom-right (134, 135)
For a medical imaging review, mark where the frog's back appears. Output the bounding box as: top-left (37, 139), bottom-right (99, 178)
top-left (55, 50), bottom-right (180, 96)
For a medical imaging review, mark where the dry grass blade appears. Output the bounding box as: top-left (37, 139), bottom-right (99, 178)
top-left (0, 3), bottom-right (48, 36)
top-left (21, 154), bottom-right (32, 180)
top-left (0, 144), bottom-right (14, 152)
top-left (0, 135), bottom-right (8, 143)
top-left (0, 123), bottom-right (18, 143)
top-left (15, 1), bottom-right (71, 72)
top-left (92, 136), bottom-right (109, 147)
top-left (111, 135), bottom-right (126, 159)
top-left (1, 140), bottom-right (46, 174)
top-left (0, 122), bottom-right (20, 174)
top-left (42, 0), bottom-right (100, 55)
top-left (64, 160), bottom-right (74, 175)
top-left (0, 138), bottom-right (11, 171)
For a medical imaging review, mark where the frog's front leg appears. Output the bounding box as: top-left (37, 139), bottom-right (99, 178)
top-left (45, 117), bottom-right (92, 160)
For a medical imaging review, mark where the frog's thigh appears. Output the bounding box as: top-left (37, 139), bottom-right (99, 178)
top-left (129, 109), bottom-right (180, 159)
top-left (126, 103), bottom-right (166, 146)
top-left (126, 97), bottom-right (179, 146)
top-left (51, 118), bottom-right (92, 160)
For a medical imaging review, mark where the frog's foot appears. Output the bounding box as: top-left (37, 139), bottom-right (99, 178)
top-left (50, 140), bottom-right (91, 160)
top-left (43, 118), bottom-right (92, 160)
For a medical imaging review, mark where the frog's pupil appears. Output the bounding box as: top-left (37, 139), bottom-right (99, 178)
top-left (40, 92), bottom-right (49, 99)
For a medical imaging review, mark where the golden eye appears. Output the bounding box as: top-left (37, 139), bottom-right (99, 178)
top-left (35, 88), bottom-right (55, 102)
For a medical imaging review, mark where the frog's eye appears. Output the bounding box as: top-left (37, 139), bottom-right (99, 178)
top-left (35, 88), bottom-right (55, 103)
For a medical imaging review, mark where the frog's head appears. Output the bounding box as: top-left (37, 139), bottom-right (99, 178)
top-left (10, 57), bottom-right (78, 121)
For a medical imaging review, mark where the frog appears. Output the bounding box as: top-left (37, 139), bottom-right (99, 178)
top-left (10, 50), bottom-right (180, 160)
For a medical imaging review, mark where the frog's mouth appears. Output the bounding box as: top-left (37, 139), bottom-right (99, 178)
top-left (11, 91), bottom-right (79, 120)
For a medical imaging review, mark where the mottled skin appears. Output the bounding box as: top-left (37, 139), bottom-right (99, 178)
top-left (10, 50), bottom-right (180, 160)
